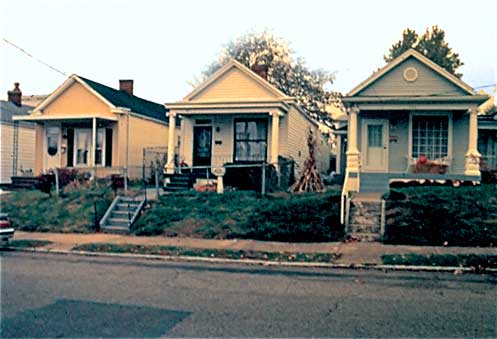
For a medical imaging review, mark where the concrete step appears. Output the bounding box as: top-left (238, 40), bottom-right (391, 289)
top-left (349, 232), bottom-right (381, 242)
top-left (116, 203), bottom-right (140, 211)
top-left (348, 224), bottom-right (381, 234)
top-left (101, 225), bottom-right (129, 234)
top-left (107, 218), bottom-right (130, 227)
top-left (163, 185), bottom-right (190, 192)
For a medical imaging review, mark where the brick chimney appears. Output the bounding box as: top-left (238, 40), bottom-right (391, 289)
top-left (119, 79), bottom-right (134, 96)
top-left (8, 82), bottom-right (22, 106)
top-left (251, 64), bottom-right (269, 81)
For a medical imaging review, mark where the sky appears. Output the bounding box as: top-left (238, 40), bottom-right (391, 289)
top-left (1, 0), bottom-right (496, 104)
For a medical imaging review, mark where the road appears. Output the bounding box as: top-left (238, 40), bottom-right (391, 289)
top-left (1, 251), bottom-right (496, 338)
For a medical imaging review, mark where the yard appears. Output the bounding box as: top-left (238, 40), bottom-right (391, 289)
top-left (384, 184), bottom-right (497, 247)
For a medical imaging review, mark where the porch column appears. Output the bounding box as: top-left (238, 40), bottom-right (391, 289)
top-left (346, 106), bottom-right (360, 172)
top-left (270, 111), bottom-right (281, 166)
top-left (465, 107), bottom-right (481, 176)
top-left (335, 134), bottom-right (342, 174)
top-left (91, 117), bottom-right (97, 168)
top-left (165, 111), bottom-right (176, 174)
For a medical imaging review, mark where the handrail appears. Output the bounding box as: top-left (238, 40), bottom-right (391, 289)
top-left (130, 198), bottom-right (146, 226)
top-left (100, 195), bottom-right (120, 227)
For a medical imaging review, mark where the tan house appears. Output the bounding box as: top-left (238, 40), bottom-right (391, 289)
top-left (14, 75), bottom-right (174, 178)
top-left (164, 60), bottom-right (329, 188)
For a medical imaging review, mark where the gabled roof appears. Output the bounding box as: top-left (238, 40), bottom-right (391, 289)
top-left (34, 74), bottom-right (168, 123)
top-left (181, 59), bottom-right (291, 102)
top-left (347, 49), bottom-right (475, 97)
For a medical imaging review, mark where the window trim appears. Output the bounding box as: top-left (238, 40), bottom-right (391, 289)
top-left (233, 118), bottom-right (268, 163)
top-left (408, 111), bottom-right (453, 161)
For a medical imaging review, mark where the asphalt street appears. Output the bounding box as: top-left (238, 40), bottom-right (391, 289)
top-left (1, 251), bottom-right (496, 338)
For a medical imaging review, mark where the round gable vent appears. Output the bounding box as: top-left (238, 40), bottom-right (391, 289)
top-left (403, 67), bottom-right (418, 82)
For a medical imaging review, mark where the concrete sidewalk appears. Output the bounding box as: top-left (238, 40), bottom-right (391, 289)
top-left (13, 231), bottom-right (497, 265)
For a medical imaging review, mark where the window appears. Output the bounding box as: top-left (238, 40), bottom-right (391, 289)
top-left (367, 125), bottom-right (383, 147)
top-left (75, 130), bottom-right (90, 165)
top-left (95, 129), bottom-right (105, 165)
top-left (46, 127), bottom-right (59, 156)
top-left (412, 115), bottom-right (448, 160)
top-left (234, 119), bottom-right (268, 162)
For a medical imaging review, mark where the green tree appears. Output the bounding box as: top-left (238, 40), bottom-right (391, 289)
top-left (201, 31), bottom-right (340, 124)
top-left (385, 26), bottom-right (464, 78)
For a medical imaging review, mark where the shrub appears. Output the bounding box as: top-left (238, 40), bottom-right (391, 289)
top-left (384, 185), bottom-right (497, 246)
top-left (240, 191), bottom-right (343, 242)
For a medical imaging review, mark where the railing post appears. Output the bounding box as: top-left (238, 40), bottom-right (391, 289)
top-left (54, 168), bottom-right (60, 196)
top-left (261, 162), bottom-right (266, 196)
top-left (155, 167), bottom-right (160, 199)
top-left (94, 199), bottom-right (100, 232)
top-left (123, 167), bottom-right (128, 195)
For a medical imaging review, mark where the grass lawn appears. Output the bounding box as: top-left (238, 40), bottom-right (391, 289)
top-left (133, 190), bottom-right (343, 242)
top-left (382, 253), bottom-right (497, 270)
top-left (73, 243), bottom-right (340, 263)
top-left (1, 187), bottom-right (113, 233)
top-left (7, 239), bottom-right (53, 248)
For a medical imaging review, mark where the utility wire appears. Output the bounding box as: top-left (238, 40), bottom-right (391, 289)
top-left (2, 38), bottom-right (68, 77)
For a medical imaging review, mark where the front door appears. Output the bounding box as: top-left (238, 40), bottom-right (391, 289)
top-left (362, 119), bottom-right (388, 171)
top-left (193, 126), bottom-right (212, 167)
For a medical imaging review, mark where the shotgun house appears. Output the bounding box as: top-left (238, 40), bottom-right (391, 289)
top-left (14, 75), bottom-right (174, 179)
top-left (164, 59), bottom-right (330, 190)
top-left (340, 49), bottom-right (488, 240)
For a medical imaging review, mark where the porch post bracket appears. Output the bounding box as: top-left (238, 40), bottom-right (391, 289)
top-left (165, 111), bottom-right (177, 174)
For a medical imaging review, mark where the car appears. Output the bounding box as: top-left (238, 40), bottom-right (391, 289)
top-left (0, 213), bottom-right (14, 246)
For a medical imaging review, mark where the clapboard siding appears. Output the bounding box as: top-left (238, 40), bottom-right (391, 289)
top-left (358, 58), bottom-right (466, 97)
top-left (190, 68), bottom-right (278, 101)
top-left (0, 123), bottom-right (35, 184)
top-left (285, 107), bottom-right (329, 173)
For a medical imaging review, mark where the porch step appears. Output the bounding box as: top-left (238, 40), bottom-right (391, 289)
top-left (9, 176), bottom-right (42, 189)
top-left (100, 196), bottom-right (145, 233)
top-left (347, 197), bottom-right (383, 242)
top-left (164, 173), bottom-right (194, 192)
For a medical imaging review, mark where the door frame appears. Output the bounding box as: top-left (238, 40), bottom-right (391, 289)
top-left (192, 125), bottom-right (213, 167)
top-left (361, 118), bottom-right (389, 172)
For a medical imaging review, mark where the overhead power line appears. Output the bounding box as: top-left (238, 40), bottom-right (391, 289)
top-left (2, 38), bottom-right (68, 77)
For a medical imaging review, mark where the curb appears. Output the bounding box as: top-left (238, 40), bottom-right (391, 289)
top-left (10, 246), bottom-right (497, 274)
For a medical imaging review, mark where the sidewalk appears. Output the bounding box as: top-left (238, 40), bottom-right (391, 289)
top-left (12, 231), bottom-right (497, 267)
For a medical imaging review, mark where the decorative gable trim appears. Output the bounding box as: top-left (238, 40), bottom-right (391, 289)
top-left (347, 49), bottom-right (475, 97)
top-left (182, 59), bottom-right (291, 101)
top-left (32, 74), bottom-right (116, 114)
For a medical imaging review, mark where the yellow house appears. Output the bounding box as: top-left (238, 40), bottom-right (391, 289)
top-left (165, 60), bottom-right (330, 189)
top-left (14, 75), bottom-right (174, 178)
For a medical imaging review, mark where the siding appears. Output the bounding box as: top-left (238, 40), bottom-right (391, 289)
top-left (190, 67), bottom-right (278, 101)
top-left (358, 58), bottom-right (467, 97)
top-left (285, 107), bottom-right (329, 174)
top-left (0, 122), bottom-right (35, 183)
top-left (126, 115), bottom-right (170, 177)
top-left (42, 82), bottom-right (115, 119)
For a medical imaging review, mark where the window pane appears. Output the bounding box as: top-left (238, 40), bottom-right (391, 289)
top-left (367, 125), bottom-right (383, 147)
top-left (412, 115), bottom-right (449, 159)
top-left (76, 131), bottom-right (90, 165)
top-left (95, 129), bottom-right (104, 165)
top-left (46, 127), bottom-right (59, 156)
top-left (234, 119), bottom-right (268, 161)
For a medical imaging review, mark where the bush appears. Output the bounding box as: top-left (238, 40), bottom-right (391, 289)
top-left (239, 191), bottom-right (343, 242)
top-left (384, 185), bottom-right (497, 246)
